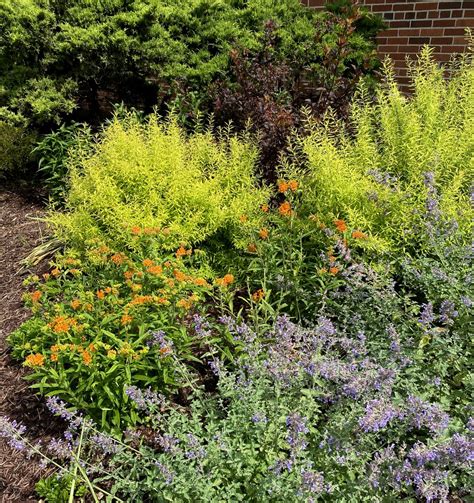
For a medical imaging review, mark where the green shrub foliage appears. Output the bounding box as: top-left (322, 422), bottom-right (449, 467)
top-left (0, 0), bottom-right (380, 128)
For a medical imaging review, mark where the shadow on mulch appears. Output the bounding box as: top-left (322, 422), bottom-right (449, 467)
top-left (0, 189), bottom-right (63, 502)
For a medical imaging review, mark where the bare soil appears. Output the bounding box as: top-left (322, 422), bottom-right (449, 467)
top-left (0, 190), bottom-right (59, 502)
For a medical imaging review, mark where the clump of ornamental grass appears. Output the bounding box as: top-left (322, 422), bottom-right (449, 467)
top-left (49, 114), bottom-right (270, 254)
top-left (281, 46), bottom-right (474, 255)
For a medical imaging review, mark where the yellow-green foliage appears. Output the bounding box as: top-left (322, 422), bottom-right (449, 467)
top-left (50, 115), bottom-right (270, 253)
top-left (284, 47), bottom-right (474, 254)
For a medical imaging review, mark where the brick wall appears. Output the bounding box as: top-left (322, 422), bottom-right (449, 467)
top-left (305, 1), bottom-right (474, 89)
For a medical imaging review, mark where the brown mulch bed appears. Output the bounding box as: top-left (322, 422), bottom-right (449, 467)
top-left (0, 190), bottom-right (62, 502)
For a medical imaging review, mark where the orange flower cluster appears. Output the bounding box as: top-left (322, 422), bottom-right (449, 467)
top-left (252, 289), bottom-right (265, 302)
top-left (129, 295), bottom-right (154, 306)
top-left (215, 274), bottom-right (234, 287)
top-left (143, 259), bottom-right (154, 267)
top-left (51, 268), bottom-right (61, 277)
top-left (30, 290), bottom-right (42, 303)
top-left (147, 265), bottom-right (163, 276)
top-left (193, 277), bottom-right (210, 287)
top-left (278, 180), bottom-right (298, 193)
top-left (82, 351), bottom-right (92, 366)
top-left (131, 226), bottom-right (161, 236)
top-left (124, 270), bottom-right (135, 280)
top-left (176, 294), bottom-right (199, 310)
top-left (261, 204), bottom-right (269, 213)
top-left (247, 243), bottom-right (257, 253)
top-left (70, 299), bottom-right (81, 310)
top-left (334, 219), bottom-right (347, 233)
top-left (278, 201), bottom-right (292, 216)
top-left (25, 353), bottom-right (45, 367)
top-left (111, 253), bottom-right (127, 265)
top-left (173, 269), bottom-right (189, 282)
top-left (239, 214), bottom-right (248, 223)
top-left (329, 267), bottom-right (340, 276)
top-left (121, 314), bottom-right (133, 326)
top-left (259, 228), bottom-right (269, 240)
top-left (352, 230), bottom-right (368, 239)
top-left (176, 246), bottom-right (192, 258)
top-left (49, 316), bottom-right (79, 334)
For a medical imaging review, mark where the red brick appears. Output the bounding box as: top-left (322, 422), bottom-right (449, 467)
top-left (418, 28), bottom-right (445, 35)
top-left (393, 3), bottom-right (414, 11)
top-left (411, 19), bottom-right (434, 27)
top-left (443, 27), bottom-right (469, 34)
top-left (431, 36), bottom-right (454, 44)
top-left (404, 45), bottom-right (424, 52)
top-left (433, 19), bottom-right (456, 26)
top-left (372, 4), bottom-right (393, 12)
top-left (386, 36), bottom-right (409, 44)
top-left (391, 20), bottom-right (412, 27)
top-left (414, 2), bottom-right (438, 10)
top-left (409, 36), bottom-right (431, 44)
top-left (414, 11), bottom-right (427, 19)
top-left (456, 18), bottom-right (474, 26)
top-left (450, 9), bottom-right (464, 17)
top-left (441, 45), bottom-right (467, 52)
top-left (438, 2), bottom-right (462, 8)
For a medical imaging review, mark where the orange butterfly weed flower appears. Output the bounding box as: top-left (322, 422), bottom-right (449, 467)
top-left (215, 274), bottom-right (234, 287)
top-left (239, 214), bottom-right (248, 223)
top-left (222, 274), bottom-right (234, 286)
top-left (131, 226), bottom-right (141, 235)
top-left (50, 353), bottom-right (58, 362)
top-left (261, 204), bottom-right (269, 213)
top-left (70, 299), bottom-right (81, 310)
top-left (247, 243), bottom-right (257, 253)
top-left (278, 181), bottom-right (289, 193)
top-left (148, 265), bottom-right (163, 276)
top-left (173, 269), bottom-right (187, 282)
top-left (111, 253), bottom-right (126, 265)
top-left (334, 219), bottom-right (347, 233)
top-left (30, 290), bottom-right (42, 303)
top-left (352, 230), bottom-right (368, 240)
top-left (25, 353), bottom-right (45, 367)
top-left (96, 290), bottom-right (105, 300)
top-left (124, 270), bottom-right (134, 280)
top-left (330, 267), bottom-right (340, 276)
top-left (121, 314), bottom-right (133, 326)
top-left (259, 228), bottom-right (269, 240)
top-left (278, 201), bottom-right (292, 216)
top-left (194, 277), bottom-right (209, 287)
top-left (143, 259), bottom-right (154, 267)
top-left (288, 180), bottom-right (298, 192)
top-left (176, 246), bottom-right (187, 258)
top-left (82, 351), bottom-right (92, 366)
top-left (252, 289), bottom-right (265, 302)
top-left (49, 316), bottom-right (77, 334)
top-left (51, 268), bottom-right (61, 277)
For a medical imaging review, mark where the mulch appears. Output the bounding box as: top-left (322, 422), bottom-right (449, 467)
top-left (0, 190), bottom-right (62, 502)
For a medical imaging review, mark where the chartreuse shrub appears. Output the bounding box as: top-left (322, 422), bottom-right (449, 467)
top-left (281, 47), bottom-right (473, 255)
top-left (49, 115), bottom-right (270, 253)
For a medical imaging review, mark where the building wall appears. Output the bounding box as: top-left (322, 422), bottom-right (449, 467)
top-left (304, 1), bottom-right (474, 89)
